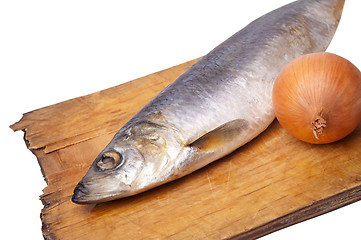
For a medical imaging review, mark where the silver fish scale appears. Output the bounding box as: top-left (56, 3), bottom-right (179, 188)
top-left (128, 0), bottom-right (340, 145)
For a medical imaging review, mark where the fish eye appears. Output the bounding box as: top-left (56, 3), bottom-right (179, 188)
top-left (97, 151), bottom-right (124, 170)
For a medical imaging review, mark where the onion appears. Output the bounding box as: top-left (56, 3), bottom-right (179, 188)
top-left (272, 52), bottom-right (361, 144)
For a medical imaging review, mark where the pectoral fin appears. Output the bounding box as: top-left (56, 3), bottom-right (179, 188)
top-left (189, 119), bottom-right (249, 152)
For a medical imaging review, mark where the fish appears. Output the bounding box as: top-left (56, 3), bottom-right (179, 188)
top-left (72, 0), bottom-right (345, 204)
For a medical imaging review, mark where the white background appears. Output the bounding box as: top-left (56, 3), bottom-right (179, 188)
top-left (1, 0), bottom-right (360, 239)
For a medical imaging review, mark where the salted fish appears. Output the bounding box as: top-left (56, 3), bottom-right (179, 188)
top-left (72, 0), bottom-right (345, 204)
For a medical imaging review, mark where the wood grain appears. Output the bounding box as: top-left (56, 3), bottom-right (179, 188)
top-left (11, 59), bottom-right (361, 240)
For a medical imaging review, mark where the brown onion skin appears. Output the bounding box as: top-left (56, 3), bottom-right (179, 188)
top-left (272, 52), bottom-right (361, 144)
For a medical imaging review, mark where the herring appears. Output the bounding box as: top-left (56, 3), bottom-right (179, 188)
top-left (72, 0), bottom-right (345, 204)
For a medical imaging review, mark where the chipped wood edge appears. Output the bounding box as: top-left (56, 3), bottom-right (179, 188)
top-left (230, 185), bottom-right (361, 240)
top-left (17, 129), bottom-right (50, 184)
top-left (10, 110), bottom-right (119, 153)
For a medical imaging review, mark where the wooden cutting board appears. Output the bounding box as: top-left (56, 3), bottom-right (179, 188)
top-left (11, 58), bottom-right (361, 240)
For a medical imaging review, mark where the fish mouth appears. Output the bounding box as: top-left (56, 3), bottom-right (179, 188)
top-left (72, 182), bottom-right (92, 204)
top-left (72, 181), bottom-right (132, 204)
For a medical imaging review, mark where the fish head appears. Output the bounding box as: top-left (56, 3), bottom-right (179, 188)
top-left (72, 121), bottom-right (183, 204)
top-left (72, 143), bottom-right (145, 204)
